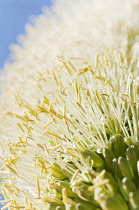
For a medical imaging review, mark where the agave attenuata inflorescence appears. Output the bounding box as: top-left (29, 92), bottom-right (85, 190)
top-left (1, 0), bottom-right (139, 210)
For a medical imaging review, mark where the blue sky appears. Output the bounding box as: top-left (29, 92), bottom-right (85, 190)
top-left (0, 0), bottom-right (52, 68)
top-left (0, 0), bottom-right (52, 208)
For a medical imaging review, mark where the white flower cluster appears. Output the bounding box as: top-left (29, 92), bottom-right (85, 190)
top-left (0, 0), bottom-right (139, 209)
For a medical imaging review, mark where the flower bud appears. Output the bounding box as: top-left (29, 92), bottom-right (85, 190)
top-left (59, 181), bottom-right (77, 198)
top-left (129, 191), bottom-right (139, 208)
top-left (109, 134), bottom-right (126, 158)
top-left (49, 164), bottom-right (67, 179)
top-left (76, 184), bottom-right (98, 205)
top-left (101, 193), bottom-right (128, 210)
top-left (81, 150), bottom-right (104, 167)
top-left (121, 177), bottom-right (137, 200)
top-left (103, 171), bottom-right (118, 193)
top-left (124, 138), bottom-right (133, 147)
top-left (126, 145), bottom-right (138, 172)
top-left (118, 157), bottom-right (134, 179)
top-left (113, 158), bottom-right (123, 179)
top-left (102, 148), bottom-right (114, 172)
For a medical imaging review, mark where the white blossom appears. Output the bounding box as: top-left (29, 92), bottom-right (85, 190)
top-left (0, 0), bottom-right (139, 209)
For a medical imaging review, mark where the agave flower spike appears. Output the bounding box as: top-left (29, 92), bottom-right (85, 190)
top-left (1, 0), bottom-right (139, 210)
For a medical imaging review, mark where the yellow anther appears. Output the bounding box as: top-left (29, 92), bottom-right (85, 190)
top-left (6, 156), bottom-right (18, 165)
top-left (93, 75), bottom-right (105, 82)
top-left (77, 65), bottom-right (92, 75)
top-left (16, 113), bottom-right (34, 123)
top-left (24, 104), bottom-right (36, 116)
top-left (26, 137), bottom-right (34, 145)
top-left (64, 120), bottom-right (70, 135)
top-left (43, 96), bottom-right (50, 106)
top-left (25, 197), bottom-right (29, 205)
top-left (39, 159), bottom-right (47, 174)
top-left (61, 61), bottom-right (72, 75)
top-left (36, 105), bottom-right (49, 113)
top-left (48, 109), bottom-right (66, 120)
top-left (33, 162), bottom-right (37, 171)
top-left (52, 70), bottom-right (59, 85)
top-left (69, 57), bottom-right (84, 60)
top-left (95, 54), bottom-right (99, 68)
top-left (48, 109), bottom-right (55, 116)
top-left (76, 102), bottom-right (86, 114)
top-left (18, 135), bottom-right (24, 143)
top-left (42, 120), bottom-right (53, 128)
top-left (100, 93), bottom-right (110, 98)
top-left (36, 177), bottom-right (41, 199)
top-left (45, 131), bottom-right (62, 139)
top-left (5, 164), bottom-right (18, 177)
top-left (37, 144), bottom-right (44, 150)
top-left (22, 124), bottom-right (33, 136)
top-left (9, 205), bottom-right (25, 209)
top-left (21, 144), bottom-right (27, 154)
top-left (121, 94), bottom-right (129, 98)
top-left (77, 67), bottom-right (88, 75)
top-left (7, 143), bottom-right (16, 155)
top-left (17, 123), bottom-right (24, 133)
top-left (120, 97), bottom-right (136, 106)
top-left (94, 89), bottom-right (101, 105)
top-left (74, 81), bottom-right (79, 100)
top-left (105, 80), bottom-right (118, 92)
top-left (29, 202), bottom-right (33, 209)
top-left (67, 61), bottom-right (76, 72)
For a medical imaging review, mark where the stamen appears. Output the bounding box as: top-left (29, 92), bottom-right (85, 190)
top-left (36, 177), bottom-right (41, 199)
top-left (45, 131), bottom-right (62, 139)
top-left (94, 89), bottom-right (101, 105)
top-left (5, 164), bottom-right (18, 177)
top-left (70, 169), bottom-right (79, 185)
top-left (76, 102), bottom-right (86, 114)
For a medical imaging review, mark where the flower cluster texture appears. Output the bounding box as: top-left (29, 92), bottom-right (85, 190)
top-left (1, 0), bottom-right (139, 209)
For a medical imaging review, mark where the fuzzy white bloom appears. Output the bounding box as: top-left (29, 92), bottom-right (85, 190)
top-left (0, 0), bottom-right (139, 209)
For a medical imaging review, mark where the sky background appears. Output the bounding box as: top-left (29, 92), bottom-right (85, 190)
top-left (0, 1), bottom-right (52, 208)
top-left (0, 0), bottom-right (52, 69)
